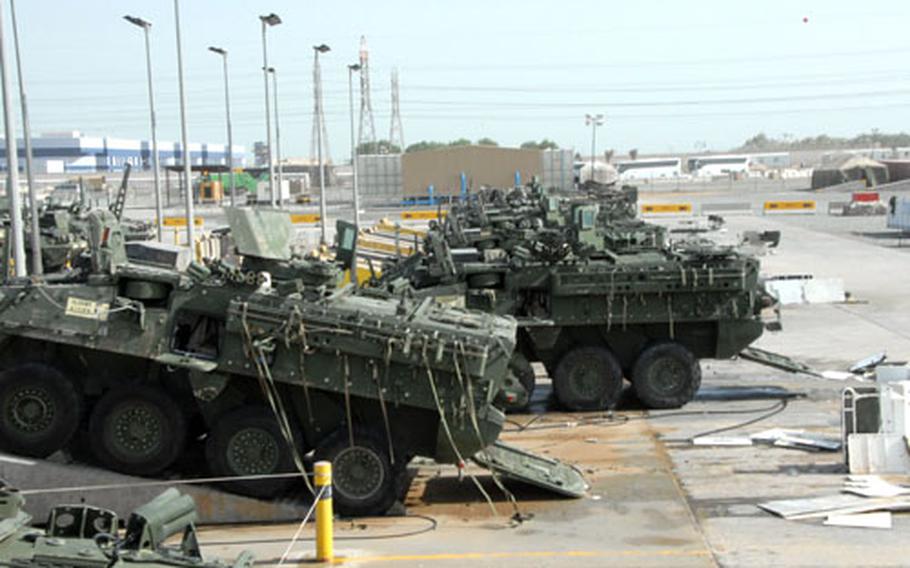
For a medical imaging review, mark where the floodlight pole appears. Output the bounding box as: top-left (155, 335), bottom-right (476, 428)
top-left (268, 67), bottom-right (283, 206)
top-left (124, 15), bottom-right (163, 242)
top-left (10, 0), bottom-right (40, 273)
top-left (259, 14), bottom-right (281, 207)
top-left (313, 44), bottom-right (331, 244)
top-left (0, 2), bottom-right (25, 277)
top-left (209, 47), bottom-right (235, 206)
top-left (348, 63), bottom-right (361, 228)
top-left (173, 0), bottom-right (194, 247)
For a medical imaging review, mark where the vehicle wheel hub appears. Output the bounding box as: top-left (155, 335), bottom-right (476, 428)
top-left (227, 427), bottom-right (280, 475)
top-left (649, 358), bottom-right (687, 394)
top-left (8, 388), bottom-right (54, 433)
top-left (335, 445), bottom-right (384, 501)
top-left (110, 403), bottom-right (163, 457)
top-left (569, 361), bottom-right (603, 398)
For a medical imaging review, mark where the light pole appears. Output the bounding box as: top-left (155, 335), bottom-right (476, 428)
top-left (10, 0), bottom-right (40, 274)
top-left (585, 113), bottom-right (604, 183)
top-left (259, 13), bottom-right (281, 207)
top-left (313, 44), bottom-right (330, 244)
top-left (173, 0), bottom-right (194, 248)
top-left (267, 66), bottom-right (283, 206)
top-left (347, 63), bottom-right (361, 228)
top-left (208, 46), bottom-right (235, 207)
top-left (0, 1), bottom-right (25, 277)
top-left (124, 15), bottom-right (163, 242)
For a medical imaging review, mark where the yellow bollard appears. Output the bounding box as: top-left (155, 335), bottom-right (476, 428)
top-left (314, 461), bottom-right (334, 563)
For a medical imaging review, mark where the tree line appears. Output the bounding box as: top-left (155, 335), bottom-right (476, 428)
top-left (737, 130), bottom-right (910, 152)
top-left (356, 138), bottom-right (560, 155)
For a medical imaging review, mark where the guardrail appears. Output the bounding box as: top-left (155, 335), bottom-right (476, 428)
top-left (762, 200), bottom-right (817, 214)
top-left (400, 210), bottom-right (445, 220)
top-left (640, 203), bottom-right (693, 215)
top-left (289, 213), bottom-right (321, 224)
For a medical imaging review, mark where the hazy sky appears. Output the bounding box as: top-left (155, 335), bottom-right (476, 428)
top-left (9, 0), bottom-right (910, 160)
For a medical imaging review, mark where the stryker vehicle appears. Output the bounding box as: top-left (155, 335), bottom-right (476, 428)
top-left (376, 185), bottom-right (774, 411)
top-left (0, 486), bottom-right (253, 567)
top-left (0, 207), bottom-right (584, 517)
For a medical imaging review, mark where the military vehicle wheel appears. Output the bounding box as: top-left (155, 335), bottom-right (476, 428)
top-left (553, 346), bottom-right (623, 411)
top-left (501, 353), bottom-right (535, 412)
top-left (315, 429), bottom-right (397, 517)
top-left (0, 364), bottom-right (80, 458)
top-left (88, 386), bottom-right (186, 476)
top-left (632, 342), bottom-right (701, 409)
top-left (206, 406), bottom-right (300, 498)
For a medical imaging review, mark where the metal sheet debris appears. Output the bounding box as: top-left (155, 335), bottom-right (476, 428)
top-left (739, 347), bottom-right (820, 376)
top-left (821, 370), bottom-right (855, 381)
top-left (759, 494), bottom-right (910, 520)
top-left (751, 428), bottom-right (842, 451)
top-left (691, 436), bottom-right (754, 447)
top-left (850, 352), bottom-right (888, 375)
top-left (824, 512), bottom-right (892, 529)
top-left (843, 476), bottom-right (910, 498)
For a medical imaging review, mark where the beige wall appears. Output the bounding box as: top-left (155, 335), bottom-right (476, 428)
top-left (401, 146), bottom-right (542, 197)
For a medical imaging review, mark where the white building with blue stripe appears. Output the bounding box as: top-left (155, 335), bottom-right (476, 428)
top-left (0, 130), bottom-right (246, 173)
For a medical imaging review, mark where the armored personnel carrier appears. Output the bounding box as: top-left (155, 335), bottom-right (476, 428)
top-left (376, 185), bottom-right (773, 411)
top-left (0, 486), bottom-right (253, 567)
top-left (0, 207), bottom-right (583, 516)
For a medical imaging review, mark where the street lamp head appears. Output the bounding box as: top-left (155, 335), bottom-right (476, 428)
top-left (313, 44), bottom-right (331, 54)
top-left (208, 46), bottom-right (227, 56)
top-left (348, 63), bottom-right (362, 71)
top-left (123, 15), bottom-right (151, 29)
top-left (260, 13), bottom-right (281, 26)
top-left (266, 66), bottom-right (276, 74)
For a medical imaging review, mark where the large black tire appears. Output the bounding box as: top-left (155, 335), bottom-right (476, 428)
top-left (88, 386), bottom-right (186, 476)
top-left (553, 346), bottom-right (624, 411)
top-left (0, 364), bottom-right (80, 458)
top-left (500, 353), bottom-right (536, 412)
top-left (315, 428), bottom-right (397, 517)
top-left (206, 406), bottom-right (301, 498)
top-left (632, 342), bottom-right (702, 409)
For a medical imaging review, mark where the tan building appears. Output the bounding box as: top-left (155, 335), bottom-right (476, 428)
top-left (401, 145), bottom-right (544, 198)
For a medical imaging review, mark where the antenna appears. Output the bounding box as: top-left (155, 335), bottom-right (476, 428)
top-left (389, 68), bottom-right (404, 152)
top-left (357, 35), bottom-right (376, 148)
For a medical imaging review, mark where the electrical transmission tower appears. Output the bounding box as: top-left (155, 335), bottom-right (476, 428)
top-left (389, 68), bottom-right (404, 152)
top-left (310, 48), bottom-right (330, 166)
top-left (357, 35), bottom-right (376, 148)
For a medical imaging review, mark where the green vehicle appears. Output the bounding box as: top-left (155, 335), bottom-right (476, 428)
top-left (0, 486), bottom-right (253, 567)
top-left (376, 184), bottom-right (774, 411)
top-left (0, 207), bottom-right (583, 516)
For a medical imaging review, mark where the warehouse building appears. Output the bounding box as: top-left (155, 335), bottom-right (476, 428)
top-left (358, 145), bottom-right (574, 201)
top-left (0, 130), bottom-right (246, 174)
